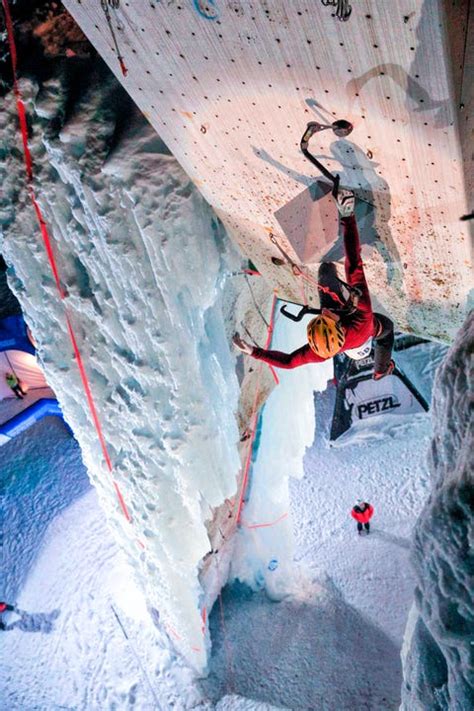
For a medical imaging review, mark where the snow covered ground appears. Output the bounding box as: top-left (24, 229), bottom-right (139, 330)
top-left (201, 338), bottom-right (448, 709)
top-left (1, 413), bottom-right (281, 709)
top-left (2, 332), bottom-right (448, 709)
top-left (1, 414), bottom-right (206, 710)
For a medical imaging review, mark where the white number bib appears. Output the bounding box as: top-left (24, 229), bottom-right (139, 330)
top-left (344, 337), bottom-right (373, 361)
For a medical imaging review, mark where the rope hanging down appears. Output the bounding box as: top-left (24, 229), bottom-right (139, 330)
top-left (2, 0), bottom-right (131, 523)
top-left (235, 292), bottom-right (278, 524)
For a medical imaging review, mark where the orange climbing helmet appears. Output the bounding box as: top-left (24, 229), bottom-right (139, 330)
top-left (307, 315), bottom-right (346, 358)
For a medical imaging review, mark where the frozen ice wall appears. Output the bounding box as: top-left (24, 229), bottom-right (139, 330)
top-left (231, 310), bottom-right (333, 598)
top-left (401, 312), bottom-right (474, 709)
top-left (0, 64), bottom-right (241, 670)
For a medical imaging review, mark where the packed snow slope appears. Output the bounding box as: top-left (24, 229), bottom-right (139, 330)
top-left (1, 413), bottom-right (231, 710)
top-left (2, 328), bottom-right (448, 711)
top-left (1, 59), bottom-right (243, 669)
top-left (64, 0), bottom-right (472, 342)
top-left (202, 338), bottom-right (448, 709)
top-left (401, 311), bottom-right (474, 710)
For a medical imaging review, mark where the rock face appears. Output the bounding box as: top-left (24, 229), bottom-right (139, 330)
top-left (1, 50), bottom-right (242, 670)
top-left (401, 312), bottom-right (474, 709)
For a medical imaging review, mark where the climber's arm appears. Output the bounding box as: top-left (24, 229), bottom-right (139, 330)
top-left (251, 344), bottom-right (323, 369)
top-left (342, 216), bottom-right (372, 314)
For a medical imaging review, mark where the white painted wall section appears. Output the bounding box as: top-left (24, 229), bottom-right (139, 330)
top-left (65, 0), bottom-right (472, 342)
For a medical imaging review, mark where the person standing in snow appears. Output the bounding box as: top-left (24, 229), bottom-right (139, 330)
top-left (233, 191), bottom-right (395, 379)
top-left (351, 501), bottom-right (374, 535)
top-left (0, 602), bottom-right (15, 630)
top-left (5, 372), bottom-right (26, 399)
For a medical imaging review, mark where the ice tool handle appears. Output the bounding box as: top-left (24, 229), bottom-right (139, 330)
top-left (280, 304), bottom-right (324, 322)
top-left (300, 120), bottom-right (353, 197)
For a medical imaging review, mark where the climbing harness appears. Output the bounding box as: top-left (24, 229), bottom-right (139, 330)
top-left (279, 265), bottom-right (362, 323)
top-left (100, 0), bottom-right (128, 77)
top-left (269, 230), bottom-right (356, 311)
top-left (321, 0), bottom-right (352, 22)
top-left (279, 300), bottom-right (351, 323)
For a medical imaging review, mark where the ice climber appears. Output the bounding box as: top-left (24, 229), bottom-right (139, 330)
top-left (351, 501), bottom-right (374, 535)
top-left (5, 372), bottom-right (26, 399)
top-left (233, 190), bottom-right (395, 379)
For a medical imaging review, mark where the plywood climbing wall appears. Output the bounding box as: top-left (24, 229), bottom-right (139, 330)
top-left (64, 0), bottom-right (472, 341)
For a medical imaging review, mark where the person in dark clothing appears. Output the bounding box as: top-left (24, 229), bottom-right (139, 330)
top-left (5, 372), bottom-right (26, 399)
top-left (233, 191), bottom-right (395, 379)
top-left (0, 601), bottom-right (15, 630)
top-left (351, 501), bottom-right (374, 535)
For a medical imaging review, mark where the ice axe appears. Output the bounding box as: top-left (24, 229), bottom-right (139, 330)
top-left (300, 120), bottom-right (353, 197)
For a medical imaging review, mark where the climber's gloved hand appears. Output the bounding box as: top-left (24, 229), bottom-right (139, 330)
top-left (233, 333), bottom-right (254, 355)
top-left (334, 189), bottom-right (355, 218)
top-left (373, 359), bottom-right (395, 381)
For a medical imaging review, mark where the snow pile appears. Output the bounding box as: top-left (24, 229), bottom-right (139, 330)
top-left (1, 70), bottom-right (242, 670)
top-left (2, 410), bottom-right (286, 709)
top-left (2, 417), bottom-right (204, 709)
top-left (3, 327), bottom-right (451, 708)
top-left (401, 312), bottom-right (474, 709)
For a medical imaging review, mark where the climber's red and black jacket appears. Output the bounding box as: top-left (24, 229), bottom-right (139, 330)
top-left (351, 503), bottom-right (374, 524)
top-left (251, 216), bottom-right (376, 369)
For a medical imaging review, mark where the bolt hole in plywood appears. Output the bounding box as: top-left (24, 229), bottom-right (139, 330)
top-left (65, 0), bottom-right (471, 340)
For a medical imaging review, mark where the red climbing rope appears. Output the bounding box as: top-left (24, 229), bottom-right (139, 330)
top-left (235, 292), bottom-right (278, 524)
top-left (300, 269), bottom-right (346, 307)
top-left (241, 512), bottom-right (288, 529)
top-left (264, 291), bottom-right (279, 385)
top-left (269, 231), bottom-right (346, 307)
top-left (3, 0), bottom-right (131, 524)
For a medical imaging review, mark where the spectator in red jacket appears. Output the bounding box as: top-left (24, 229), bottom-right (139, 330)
top-left (351, 501), bottom-right (374, 535)
top-left (233, 191), bottom-right (395, 380)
